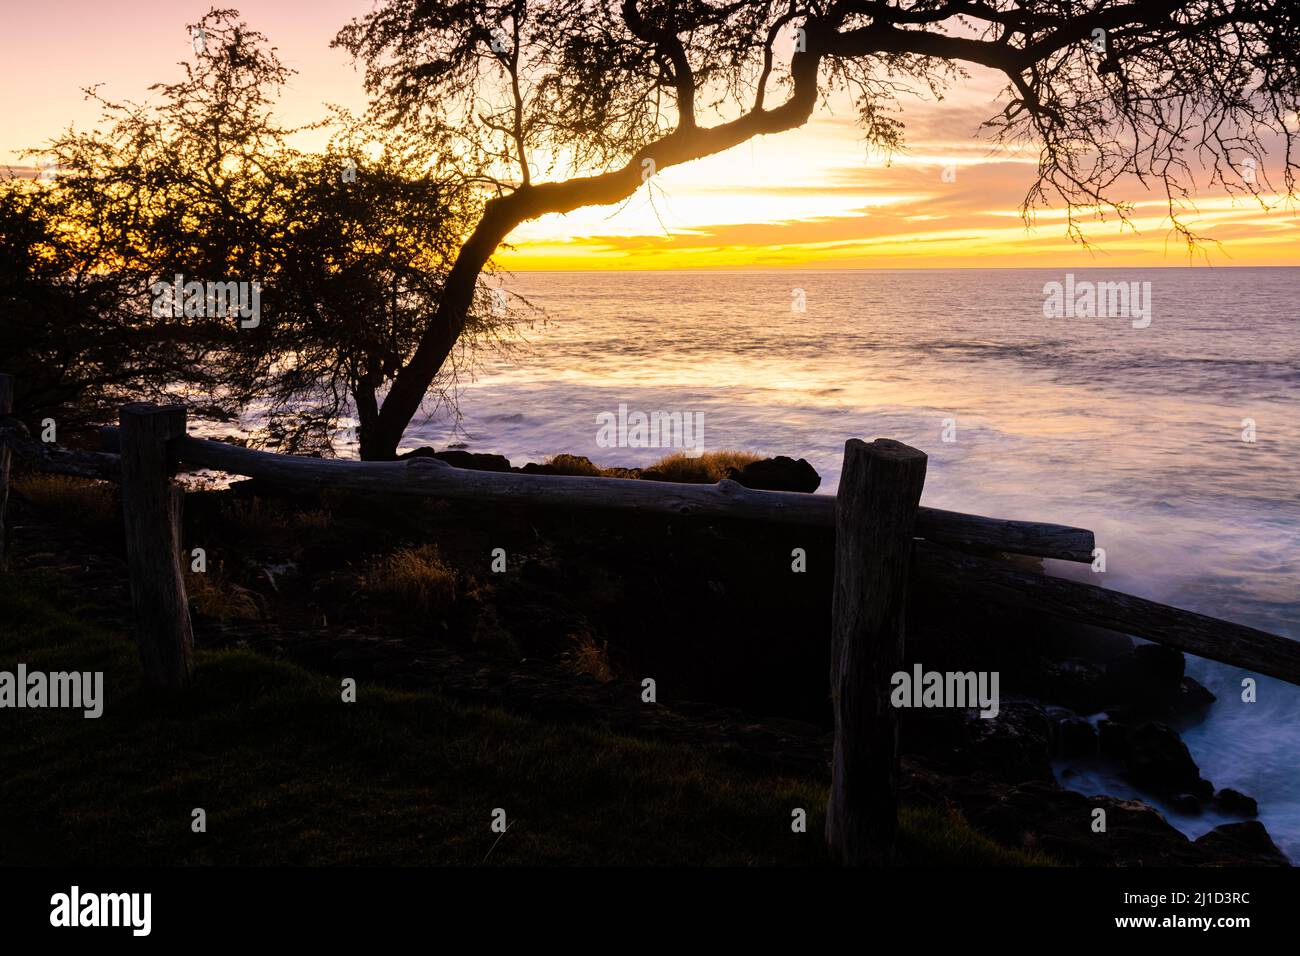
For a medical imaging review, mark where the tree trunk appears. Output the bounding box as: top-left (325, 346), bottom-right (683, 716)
top-left (366, 206), bottom-right (518, 459)
top-left (354, 381), bottom-right (384, 461)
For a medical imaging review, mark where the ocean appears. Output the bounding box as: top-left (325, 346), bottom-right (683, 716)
top-left (254, 266), bottom-right (1300, 859)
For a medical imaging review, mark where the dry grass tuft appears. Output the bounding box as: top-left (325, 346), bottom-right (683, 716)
top-left (361, 544), bottom-right (459, 616)
top-left (187, 569), bottom-right (264, 621)
top-left (645, 450), bottom-right (762, 484)
top-left (13, 474), bottom-right (117, 530)
top-left (221, 497), bottom-right (332, 534)
top-left (544, 454), bottom-right (603, 477)
top-left (561, 629), bottom-right (615, 682)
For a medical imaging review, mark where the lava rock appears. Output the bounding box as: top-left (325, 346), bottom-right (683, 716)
top-left (1049, 711), bottom-right (1098, 758)
top-left (902, 761), bottom-right (1270, 866)
top-left (1179, 676), bottom-right (1217, 711)
top-left (1105, 644), bottom-right (1186, 711)
top-left (519, 455), bottom-right (604, 477)
top-left (1097, 716), bottom-right (1132, 759)
top-left (1193, 821), bottom-right (1288, 865)
top-left (961, 698), bottom-right (1054, 783)
top-left (399, 447), bottom-right (514, 472)
top-left (725, 456), bottom-right (821, 493)
top-left (396, 445), bottom-right (438, 459)
top-left (1040, 657), bottom-right (1108, 714)
top-left (1119, 721), bottom-right (1213, 798)
top-left (1215, 788), bottom-right (1259, 817)
top-left (1170, 792), bottom-right (1203, 814)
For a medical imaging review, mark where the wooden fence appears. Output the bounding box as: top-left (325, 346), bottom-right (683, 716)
top-left (2, 372), bottom-right (1298, 866)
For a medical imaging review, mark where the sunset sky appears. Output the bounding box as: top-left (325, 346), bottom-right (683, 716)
top-left (3, 0), bottom-right (1297, 270)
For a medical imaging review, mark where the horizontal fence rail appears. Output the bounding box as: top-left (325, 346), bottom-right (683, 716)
top-left (2, 433), bottom-right (122, 482)
top-left (916, 543), bottom-right (1300, 685)
top-left (94, 427), bottom-right (1097, 563)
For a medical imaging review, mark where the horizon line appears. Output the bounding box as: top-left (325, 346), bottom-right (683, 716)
top-left (497, 263), bottom-right (1300, 273)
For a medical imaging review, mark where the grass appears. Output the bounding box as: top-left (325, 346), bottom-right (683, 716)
top-left (0, 572), bottom-right (1050, 866)
top-left (11, 473), bottom-right (118, 532)
top-left (896, 806), bottom-right (1056, 866)
top-left (186, 566), bottom-right (264, 622)
top-left (646, 450), bottom-right (763, 483)
top-left (220, 496), bottom-right (332, 534)
top-left (543, 453), bottom-right (604, 477)
top-left (561, 629), bottom-right (616, 682)
top-left (359, 544), bottom-right (460, 617)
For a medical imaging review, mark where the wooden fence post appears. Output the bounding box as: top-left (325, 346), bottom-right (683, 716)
top-left (0, 373), bottom-right (12, 567)
top-left (119, 402), bottom-right (193, 689)
top-left (826, 438), bottom-right (927, 865)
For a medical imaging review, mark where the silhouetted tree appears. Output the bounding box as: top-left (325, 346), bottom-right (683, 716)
top-left (336, 0), bottom-right (1300, 458)
top-left (5, 10), bottom-right (515, 452)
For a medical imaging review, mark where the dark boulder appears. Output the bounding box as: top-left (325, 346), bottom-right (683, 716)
top-left (1117, 721), bottom-right (1214, 799)
top-left (962, 698), bottom-right (1054, 783)
top-left (1105, 644), bottom-right (1186, 711)
top-left (900, 697), bottom-right (1053, 783)
top-left (399, 447), bottom-right (514, 472)
top-left (1040, 657), bottom-right (1108, 714)
top-left (1097, 716), bottom-right (1132, 759)
top-left (725, 456), bottom-right (821, 493)
top-left (902, 760), bottom-right (1287, 866)
top-left (1194, 821), bottom-right (1289, 865)
top-left (1170, 792), bottom-right (1203, 814)
top-left (1047, 710), bottom-right (1098, 758)
top-left (519, 454), bottom-right (605, 477)
top-left (397, 445), bottom-right (438, 459)
top-left (1178, 676), bottom-right (1217, 712)
top-left (1215, 788), bottom-right (1259, 817)
top-left (1044, 622), bottom-right (1135, 664)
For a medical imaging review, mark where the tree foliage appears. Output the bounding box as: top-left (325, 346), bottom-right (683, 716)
top-left (2, 9), bottom-right (515, 453)
top-left (336, 0), bottom-right (1300, 457)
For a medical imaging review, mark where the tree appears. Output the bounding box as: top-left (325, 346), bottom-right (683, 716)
top-left (336, 0), bottom-right (1299, 459)
top-left (0, 167), bottom-right (219, 431)
top-left (9, 10), bottom-right (515, 454)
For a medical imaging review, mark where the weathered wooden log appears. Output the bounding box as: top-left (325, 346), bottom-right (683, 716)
top-left (119, 404), bottom-right (193, 689)
top-left (914, 541), bottom-right (1300, 687)
top-left (916, 506), bottom-right (1095, 562)
top-left (826, 438), bottom-right (928, 866)
top-left (98, 429), bottom-right (1094, 562)
top-left (0, 374), bottom-right (12, 566)
top-left (0, 425), bottom-right (121, 482)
